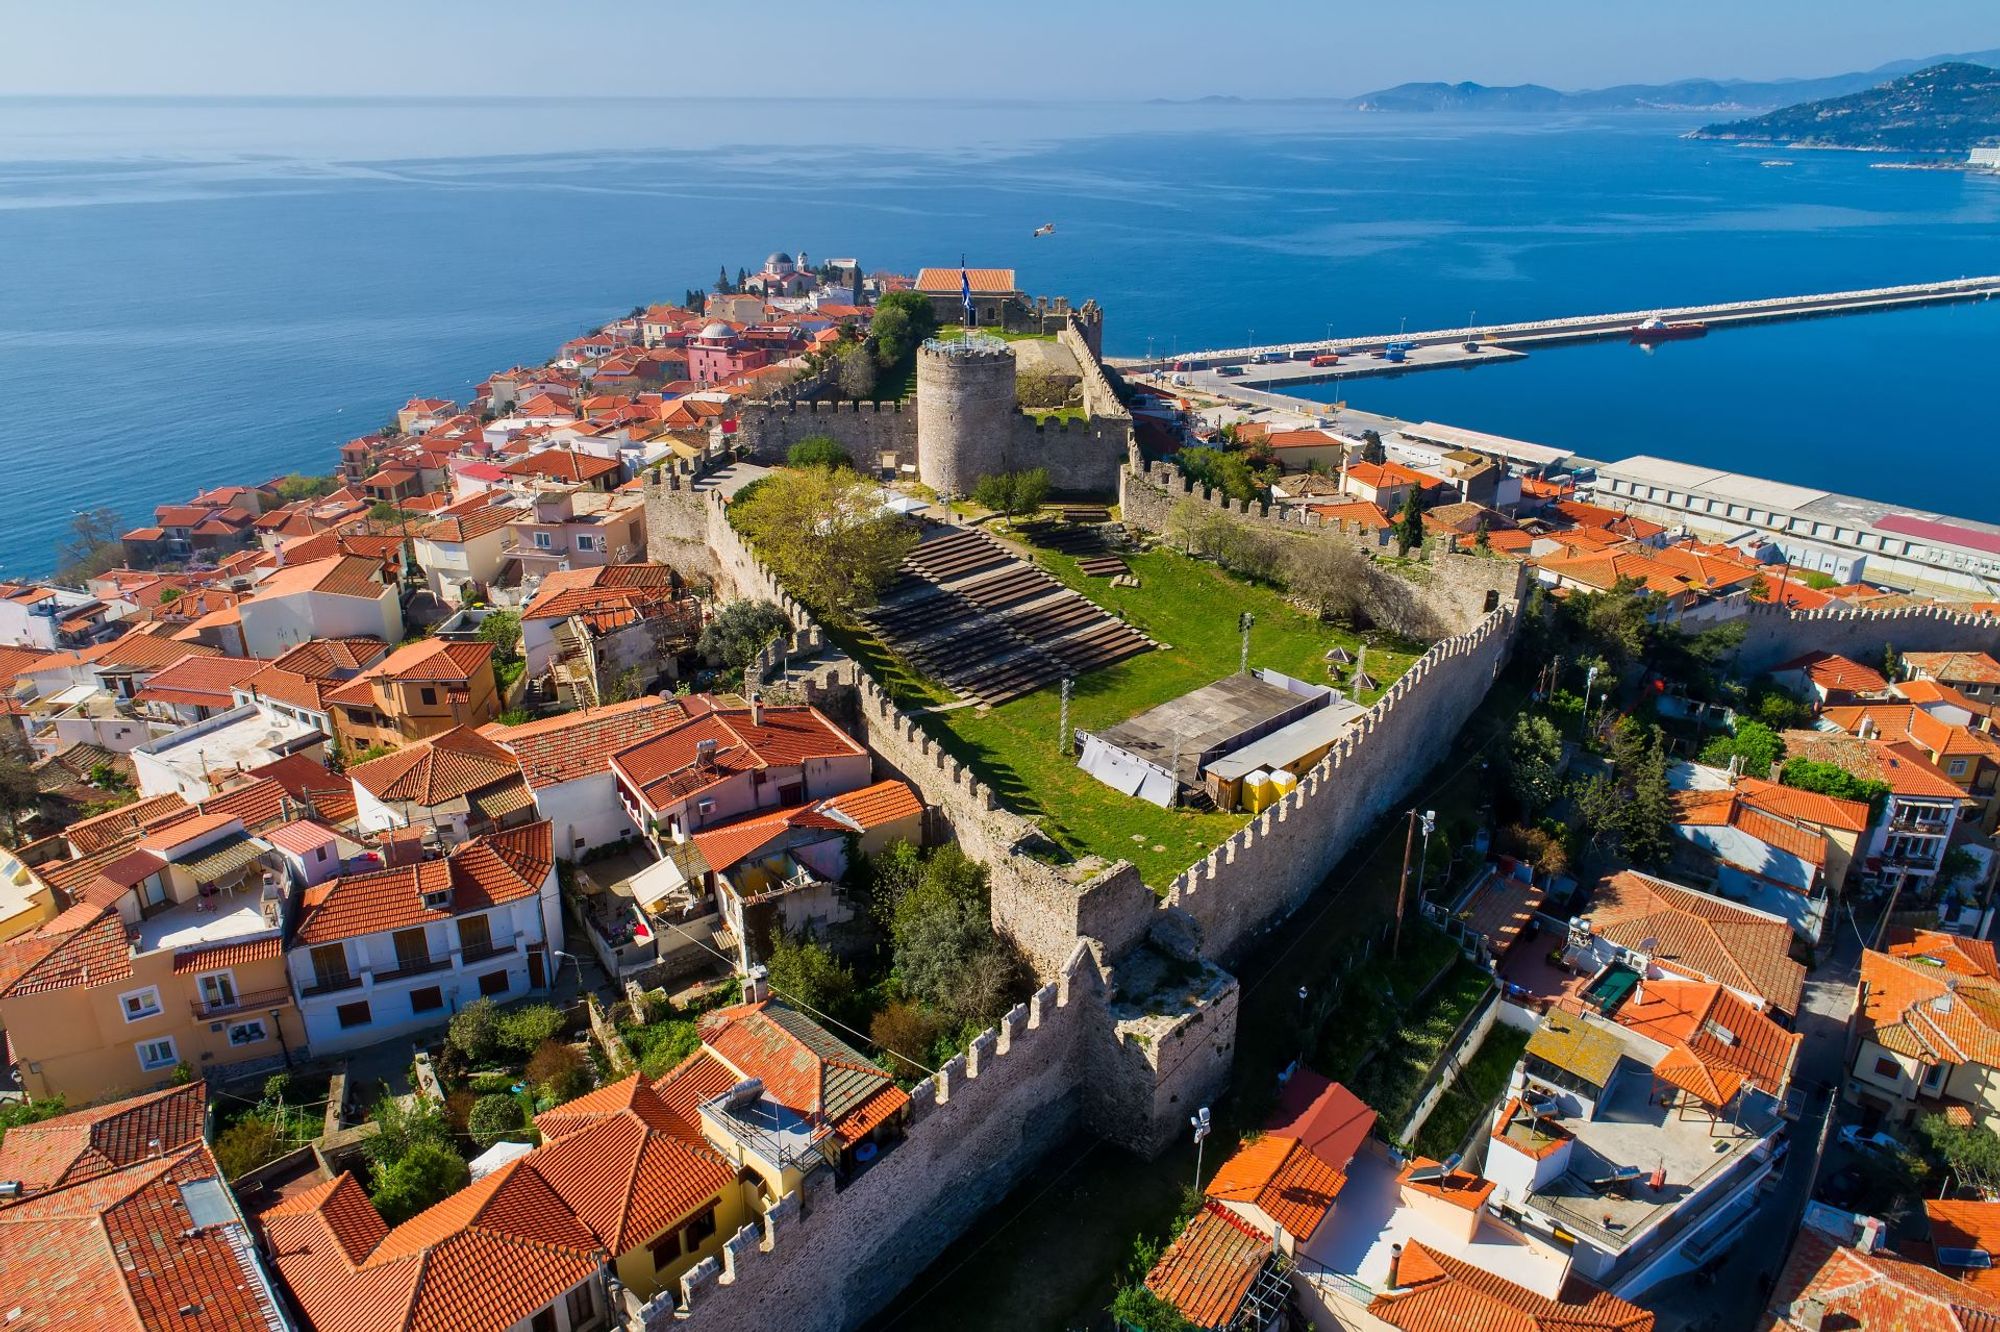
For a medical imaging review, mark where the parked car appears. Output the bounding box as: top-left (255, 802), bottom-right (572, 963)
top-left (1840, 1125), bottom-right (1900, 1154)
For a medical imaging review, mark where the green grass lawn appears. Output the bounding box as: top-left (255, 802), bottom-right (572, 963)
top-left (1414, 1022), bottom-right (1532, 1160)
top-left (870, 543), bottom-right (1420, 887)
top-left (935, 324), bottom-right (1057, 343)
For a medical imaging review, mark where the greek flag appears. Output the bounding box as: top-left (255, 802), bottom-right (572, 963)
top-left (960, 257), bottom-right (975, 327)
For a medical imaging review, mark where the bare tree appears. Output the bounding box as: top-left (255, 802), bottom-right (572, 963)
top-left (837, 345), bottom-right (877, 400)
top-left (1283, 537), bottom-right (1368, 622)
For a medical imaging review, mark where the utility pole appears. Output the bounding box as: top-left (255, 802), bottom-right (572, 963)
top-left (1393, 809), bottom-right (1417, 958)
top-left (1239, 611), bottom-right (1255, 674)
top-left (1058, 676), bottom-right (1073, 755)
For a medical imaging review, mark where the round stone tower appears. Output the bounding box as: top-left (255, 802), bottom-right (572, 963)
top-left (915, 335), bottom-right (1018, 499)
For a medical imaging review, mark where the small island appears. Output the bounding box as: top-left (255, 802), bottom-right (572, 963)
top-left (1691, 61), bottom-right (2000, 152)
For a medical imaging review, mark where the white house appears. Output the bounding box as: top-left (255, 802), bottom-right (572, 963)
top-left (411, 503), bottom-right (518, 604)
top-left (482, 696), bottom-right (684, 859)
top-left (237, 555), bottom-right (403, 659)
top-left (129, 704), bottom-right (329, 800)
top-left (287, 821), bottom-right (562, 1055)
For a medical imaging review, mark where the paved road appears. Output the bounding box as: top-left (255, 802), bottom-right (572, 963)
top-left (1646, 906), bottom-right (1869, 1332)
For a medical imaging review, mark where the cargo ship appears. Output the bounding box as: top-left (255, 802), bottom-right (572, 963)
top-left (1630, 315), bottom-right (1707, 344)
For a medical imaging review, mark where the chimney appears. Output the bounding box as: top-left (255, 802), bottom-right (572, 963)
top-left (1387, 1243), bottom-right (1403, 1289)
top-left (1859, 715), bottom-right (1876, 741)
top-left (749, 691), bottom-right (764, 727)
top-left (1791, 1296), bottom-right (1828, 1332)
top-left (1857, 1214), bottom-right (1888, 1254)
top-left (745, 963), bottom-right (769, 1004)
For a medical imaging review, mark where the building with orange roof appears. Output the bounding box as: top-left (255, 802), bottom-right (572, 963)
top-left (1903, 650), bottom-right (2000, 706)
top-left (1820, 698), bottom-right (2000, 833)
top-left (1762, 1217), bottom-right (2000, 1330)
top-left (1668, 786), bottom-right (1834, 942)
top-left (323, 637), bottom-right (500, 752)
top-left (912, 266), bottom-right (1022, 328)
top-left (1143, 1202), bottom-right (1290, 1331)
top-left (1848, 945), bottom-right (2000, 1132)
top-left (1780, 727), bottom-right (1966, 894)
top-left (237, 553), bottom-right (402, 658)
top-left (483, 696), bottom-right (688, 854)
top-left (287, 821), bottom-right (559, 1055)
top-left (346, 725), bottom-right (531, 840)
top-left (1341, 460), bottom-right (1433, 512)
top-left (1918, 1198), bottom-right (2000, 1293)
top-left (1368, 1240), bottom-right (1652, 1332)
top-left (0, 807), bottom-right (303, 1103)
top-left (130, 652), bottom-right (266, 726)
top-left (1578, 870), bottom-right (1807, 1020)
top-left (1549, 498), bottom-right (1668, 546)
top-left (1614, 978), bottom-right (1800, 1112)
top-left (1770, 649), bottom-right (1891, 708)
top-left (409, 501), bottom-right (519, 602)
top-left (0, 1081), bottom-right (292, 1331)
top-left (503, 486), bottom-right (650, 590)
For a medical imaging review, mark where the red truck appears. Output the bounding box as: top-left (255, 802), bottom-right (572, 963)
top-left (1310, 353), bottom-right (1342, 367)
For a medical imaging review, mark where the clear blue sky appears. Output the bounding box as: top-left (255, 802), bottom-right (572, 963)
top-left (12, 0), bottom-right (1996, 99)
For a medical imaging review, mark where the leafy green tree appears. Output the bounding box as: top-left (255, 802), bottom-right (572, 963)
top-left (1623, 730), bottom-right (1676, 869)
top-left (1781, 758), bottom-right (1891, 815)
top-left (467, 1094), bottom-right (524, 1149)
top-left (0, 1095), bottom-right (67, 1148)
top-left (971, 468), bottom-right (1051, 520)
top-left (765, 932), bottom-right (855, 1016)
top-left (446, 998), bottom-right (501, 1065)
top-left (364, 1092), bottom-right (453, 1168)
top-left (495, 1003), bottom-right (565, 1058)
top-left (868, 290), bottom-right (939, 369)
top-left (1883, 641), bottom-right (1902, 684)
top-left (890, 847), bottom-right (1016, 1026)
top-left (1174, 446), bottom-right (1262, 504)
top-left (858, 839), bottom-right (926, 927)
top-left (1358, 430), bottom-right (1387, 465)
top-left (697, 600), bottom-right (791, 669)
top-left (1394, 487), bottom-right (1425, 557)
top-left (477, 611), bottom-right (521, 667)
top-left (787, 436), bottom-right (853, 470)
top-left (213, 1116), bottom-right (285, 1179)
top-left (1504, 715), bottom-right (1566, 814)
top-left (1749, 682), bottom-right (1815, 731)
top-left (370, 1141), bottom-right (470, 1225)
top-left (1919, 1112), bottom-right (2000, 1196)
top-left (731, 466), bottom-right (918, 619)
top-left (1108, 1285), bottom-right (1196, 1332)
top-left (836, 345), bottom-right (878, 400)
top-left (1698, 719), bottom-right (1786, 779)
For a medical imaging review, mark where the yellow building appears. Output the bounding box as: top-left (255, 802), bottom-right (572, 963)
top-left (325, 637), bottom-right (500, 754)
top-left (0, 811), bottom-right (308, 1104)
top-left (0, 842), bottom-right (59, 943)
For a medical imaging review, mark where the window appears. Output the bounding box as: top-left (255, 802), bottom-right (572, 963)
top-left (198, 971), bottom-right (237, 1011)
top-left (120, 987), bottom-right (163, 1023)
top-left (315, 846), bottom-right (328, 863)
top-left (310, 944), bottom-right (350, 988)
top-left (649, 1231), bottom-right (681, 1269)
top-left (137, 875), bottom-right (169, 915)
top-left (1949, 758), bottom-right (1969, 778)
top-left (1874, 1054), bottom-right (1904, 1081)
top-left (137, 1037), bottom-right (178, 1071)
top-left (409, 986), bottom-right (444, 1015)
top-left (227, 1019), bottom-right (269, 1047)
top-left (457, 913), bottom-right (492, 957)
top-left (1922, 1062), bottom-right (1950, 1095)
top-left (575, 534), bottom-right (596, 552)
top-left (565, 1282), bottom-right (597, 1328)
top-left (533, 531), bottom-right (552, 550)
top-left (392, 928), bottom-right (431, 972)
top-left (420, 687), bottom-right (437, 707)
top-left (478, 969), bottom-right (510, 998)
top-left (530, 1308), bottom-right (557, 1332)
top-left (681, 1204), bottom-right (718, 1251)
top-left (336, 1000), bottom-right (372, 1030)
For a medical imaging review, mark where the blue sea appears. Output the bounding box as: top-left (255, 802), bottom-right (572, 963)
top-left (3, 96), bottom-right (1998, 576)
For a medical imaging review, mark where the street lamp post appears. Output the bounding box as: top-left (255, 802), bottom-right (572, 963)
top-left (1190, 1106), bottom-right (1212, 1191)
top-left (1419, 809), bottom-right (1436, 898)
top-left (1583, 663), bottom-right (1601, 737)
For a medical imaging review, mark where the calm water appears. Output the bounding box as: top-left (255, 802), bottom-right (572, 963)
top-left (3, 97), bottom-right (1998, 575)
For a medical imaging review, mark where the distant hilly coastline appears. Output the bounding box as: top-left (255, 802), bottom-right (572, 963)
top-left (1147, 47), bottom-right (2000, 114)
top-left (1690, 61), bottom-right (2000, 151)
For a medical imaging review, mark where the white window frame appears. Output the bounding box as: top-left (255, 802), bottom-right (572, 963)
top-left (120, 986), bottom-right (164, 1023)
top-left (136, 1036), bottom-right (178, 1071)
top-left (197, 969), bottom-right (238, 1010)
top-left (533, 530), bottom-right (553, 550)
top-left (227, 1019), bottom-right (270, 1048)
top-left (574, 534), bottom-right (596, 552)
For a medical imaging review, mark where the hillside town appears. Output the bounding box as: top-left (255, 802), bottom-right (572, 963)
top-left (4, 251), bottom-right (2000, 1332)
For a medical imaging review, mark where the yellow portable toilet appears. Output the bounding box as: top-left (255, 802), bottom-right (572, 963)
top-left (1243, 770), bottom-right (1275, 814)
top-left (1270, 769), bottom-right (1300, 802)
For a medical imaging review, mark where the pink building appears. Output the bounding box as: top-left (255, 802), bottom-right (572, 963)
top-left (686, 322), bottom-right (771, 385)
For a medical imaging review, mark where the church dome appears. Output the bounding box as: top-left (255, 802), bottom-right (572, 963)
top-left (698, 321), bottom-right (736, 342)
top-left (765, 251), bottom-right (795, 273)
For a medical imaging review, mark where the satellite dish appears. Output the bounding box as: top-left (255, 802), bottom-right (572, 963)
top-left (1639, 937), bottom-right (1660, 955)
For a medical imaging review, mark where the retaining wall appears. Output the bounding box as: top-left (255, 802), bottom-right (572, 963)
top-left (1728, 600), bottom-right (2000, 673)
top-left (646, 946), bottom-right (1097, 1330)
top-left (732, 399), bottom-right (917, 469)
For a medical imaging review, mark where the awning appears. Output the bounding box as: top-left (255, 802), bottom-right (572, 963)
top-left (177, 833), bottom-right (269, 883)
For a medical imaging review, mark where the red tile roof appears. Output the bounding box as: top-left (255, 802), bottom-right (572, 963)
top-left (1616, 979), bottom-right (1800, 1105)
top-left (1369, 1241), bottom-right (1652, 1332)
top-left (500, 449), bottom-right (621, 485)
top-left (0, 905), bottom-right (133, 998)
top-left (482, 696), bottom-right (685, 788)
top-left (0, 1081), bottom-right (206, 1194)
top-left (131, 653), bottom-right (266, 708)
top-left (295, 821), bottom-right (553, 946)
top-left (1779, 729), bottom-right (1968, 800)
top-left (1145, 1203), bottom-right (1273, 1329)
top-left (1858, 948), bottom-right (2000, 1066)
top-left (914, 267), bottom-right (1017, 294)
top-left (1204, 1132), bottom-right (1347, 1242)
top-left (698, 999), bottom-right (907, 1144)
top-left (1904, 651), bottom-right (2000, 687)
top-left (171, 935), bottom-right (283, 973)
top-left (1671, 789), bottom-right (1830, 870)
top-left (1764, 1230), bottom-right (2000, 1331)
top-left (1732, 776), bottom-right (1872, 835)
top-left (346, 726), bottom-right (523, 806)
top-left (611, 703), bottom-right (862, 810)
top-left (1886, 928), bottom-right (2000, 980)
top-left (1774, 649), bottom-right (1889, 695)
top-left (519, 563), bottom-right (684, 629)
top-left (1588, 871), bottom-right (1807, 1018)
top-left (817, 778), bottom-right (923, 832)
top-left (417, 504), bottom-right (517, 543)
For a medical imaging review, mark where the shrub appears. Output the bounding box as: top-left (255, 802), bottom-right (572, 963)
top-left (370, 1141), bottom-right (470, 1225)
top-left (468, 1094), bottom-right (525, 1149)
top-left (870, 1000), bottom-right (944, 1081)
top-left (628, 1019), bottom-right (701, 1079)
top-left (467, 1071), bottom-right (519, 1096)
top-left (447, 998), bottom-right (500, 1063)
top-left (765, 933), bottom-right (854, 1016)
top-left (525, 1040), bottom-right (590, 1104)
top-left (364, 1092), bottom-right (453, 1167)
top-left (213, 1116), bottom-right (285, 1179)
top-left (261, 1072), bottom-right (294, 1105)
top-left (496, 1003), bottom-right (566, 1058)
top-left (786, 436), bottom-right (852, 471)
top-left (0, 1095), bottom-right (66, 1148)
top-left (697, 600), bottom-right (790, 670)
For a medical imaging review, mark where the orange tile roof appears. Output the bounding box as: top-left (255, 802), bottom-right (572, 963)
top-left (65, 793), bottom-right (193, 855)
top-left (0, 1081), bottom-right (205, 1194)
top-left (649, 1049), bottom-right (740, 1138)
top-left (817, 778), bottom-right (923, 831)
top-left (1824, 702), bottom-right (2000, 764)
top-left (1369, 1241), bottom-right (1652, 1332)
top-left (1779, 729), bottom-right (1967, 800)
top-left (1925, 1200), bottom-right (2000, 1292)
top-left (1671, 789), bottom-right (1829, 869)
top-left (483, 696), bottom-right (685, 789)
top-left (346, 726), bottom-right (523, 806)
top-left (130, 652), bottom-right (265, 708)
top-left (689, 803), bottom-right (843, 873)
top-left (1904, 651), bottom-right (2000, 687)
top-left (1205, 1132), bottom-right (1346, 1242)
top-left (698, 999), bottom-right (907, 1142)
top-left (500, 449), bottom-right (621, 484)
top-left (295, 821), bottom-right (552, 946)
top-left (1265, 1070), bottom-right (1376, 1175)
top-left (913, 267), bottom-right (1017, 294)
top-left (1397, 1156), bottom-right (1496, 1211)
top-left (245, 754), bottom-right (358, 826)
top-left (1617, 979), bottom-right (1800, 1105)
top-left (1766, 1229), bottom-right (2000, 1331)
top-left (417, 503), bottom-right (517, 543)
top-left (261, 1161), bottom-right (604, 1332)
top-left (1775, 649), bottom-right (1890, 695)
top-left (611, 703), bottom-right (862, 810)
top-left (1551, 499), bottom-right (1667, 541)
top-left (1306, 499), bottom-right (1395, 531)
top-left (324, 641), bottom-right (492, 709)
top-left (0, 905), bottom-right (133, 998)
top-left (257, 552), bottom-right (391, 600)
top-left (1859, 948), bottom-right (2000, 1065)
top-left (1588, 872), bottom-right (1807, 1018)
top-left (1886, 929), bottom-right (2000, 980)
top-left (519, 563), bottom-right (684, 628)
top-left (1453, 871), bottom-right (1548, 958)
top-left (171, 935), bottom-right (283, 973)
top-left (1732, 776), bottom-right (1872, 834)
top-left (1145, 1203), bottom-right (1272, 1329)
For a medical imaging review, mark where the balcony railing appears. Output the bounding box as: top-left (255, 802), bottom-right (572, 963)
top-left (301, 973), bottom-right (361, 998)
top-left (376, 956), bottom-right (452, 984)
top-left (1889, 814), bottom-right (1952, 833)
top-left (460, 941), bottom-right (515, 965)
top-left (190, 985), bottom-right (295, 1020)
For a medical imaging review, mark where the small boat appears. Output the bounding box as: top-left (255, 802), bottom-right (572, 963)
top-left (1761, 159), bottom-right (1794, 167)
top-left (1032, 222), bottom-right (1056, 237)
top-left (1630, 315), bottom-right (1707, 344)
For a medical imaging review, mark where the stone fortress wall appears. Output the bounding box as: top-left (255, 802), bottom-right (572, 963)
top-left (1730, 599), bottom-right (2000, 673)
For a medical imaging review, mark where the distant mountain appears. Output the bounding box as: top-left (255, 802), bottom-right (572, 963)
top-left (1345, 48), bottom-right (2000, 113)
top-left (1691, 61), bottom-right (2000, 150)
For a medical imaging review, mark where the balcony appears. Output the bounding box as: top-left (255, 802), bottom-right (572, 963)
top-left (375, 955), bottom-right (452, 984)
top-left (301, 972), bottom-right (361, 998)
top-left (191, 985), bottom-right (295, 1020)
top-left (459, 941), bottom-right (516, 965)
top-left (1889, 813), bottom-right (1952, 834)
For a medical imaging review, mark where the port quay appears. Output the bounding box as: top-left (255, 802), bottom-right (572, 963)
top-left (1121, 274), bottom-right (2000, 388)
